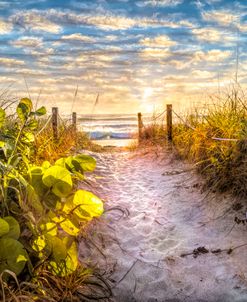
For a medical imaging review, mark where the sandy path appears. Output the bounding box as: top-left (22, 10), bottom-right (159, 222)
top-left (79, 149), bottom-right (247, 302)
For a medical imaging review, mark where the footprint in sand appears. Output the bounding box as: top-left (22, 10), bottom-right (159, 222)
top-left (81, 150), bottom-right (247, 302)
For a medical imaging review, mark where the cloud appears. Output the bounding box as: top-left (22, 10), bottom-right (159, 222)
top-left (192, 27), bottom-right (235, 43)
top-left (193, 49), bottom-right (232, 63)
top-left (202, 10), bottom-right (239, 26)
top-left (25, 9), bottom-right (194, 32)
top-left (0, 19), bottom-right (12, 34)
top-left (140, 48), bottom-right (171, 59)
top-left (167, 49), bottom-right (232, 70)
top-left (11, 11), bottom-right (62, 33)
top-left (191, 70), bottom-right (216, 78)
top-left (50, 10), bottom-right (136, 30)
top-left (140, 35), bottom-right (176, 47)
top-left (10, 36), bottom-right (43, 48)
top-left (0, 57), bottom-right (25, 67)
top-left (61, 33), bottom-right (95, 42)
top-left (137, 0), bottom-right (183, 7)
top-left (202, 9), bottom-right (247, 33)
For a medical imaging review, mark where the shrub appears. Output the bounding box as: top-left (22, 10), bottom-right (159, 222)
top-left (0, 98), bottom-right (104, 300)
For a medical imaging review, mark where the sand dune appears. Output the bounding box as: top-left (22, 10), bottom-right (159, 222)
top-left (79, 148), bottom-right (247, 302)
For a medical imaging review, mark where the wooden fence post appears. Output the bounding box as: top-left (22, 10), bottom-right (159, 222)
top-left (138, 112), bottom-right (143, 143)
top-left (166, 104), bottom-right (172, 142)
top-left (72, 112), bottom-right (77, 132)
top-left (52, 107), bottom-right (58, 141)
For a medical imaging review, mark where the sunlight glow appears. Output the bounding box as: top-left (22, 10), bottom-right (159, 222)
top-left (143, 87), bottom-right (153, 100)
top-left (143, 103), bottom-right (154, 113)
top-left (141, 87), bottom-right (154, 113)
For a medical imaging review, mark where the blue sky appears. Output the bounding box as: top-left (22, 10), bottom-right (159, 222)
top-left (0, 0), bottom-right (246, 113)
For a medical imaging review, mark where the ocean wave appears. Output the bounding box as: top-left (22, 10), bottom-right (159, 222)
top-left (88, 131), bottom-right (133, 140)
top-left (81, 123), bottom-right (138, 129)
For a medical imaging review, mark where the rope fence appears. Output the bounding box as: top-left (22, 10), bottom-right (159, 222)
top-left (138, 104), bottom-right (242, 144)
top-left (35, 107), bottom-right (77, 141)
top-left (38, 105), bottom-right (240, 144)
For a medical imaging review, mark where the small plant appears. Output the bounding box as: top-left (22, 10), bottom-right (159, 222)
top-left (0, 98), bottom-right (104, 298)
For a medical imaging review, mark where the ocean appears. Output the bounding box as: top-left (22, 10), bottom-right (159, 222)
top-left (78, 114), bottom-right (152, 146)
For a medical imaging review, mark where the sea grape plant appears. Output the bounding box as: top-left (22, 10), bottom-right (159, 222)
top-left (0, 98), bottom-right (103, 278)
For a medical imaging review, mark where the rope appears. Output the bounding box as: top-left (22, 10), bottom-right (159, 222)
top-left (152, 109), bottom-right (167, 121)
top-left (172, 109), bottom-right (239, 142)
top-left (58, 113), bottom-right (68, 127)
top-left (172, 110), bottom-right (196, 131)
top-left (211, 137), bottom-right (239, 142)
top-left (36, 115), bottom-right (52, 136)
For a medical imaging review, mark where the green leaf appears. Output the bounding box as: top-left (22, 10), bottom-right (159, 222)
top-left (55, 155), bottom-right (95, 175)
top-left (0, 218), bottom-right (10, 237)
top-left (0, 238), bottom-right (28, 276)
top-left (32, 235), bottom-right (46, 252)
top-left (42, 166), bottom-right (72, 197)
top-left (40, 222), bottom-right (57, 236)
top-left (26, 184), bottom-right (44, 213)
top-left (42, 161), bottom-right (51, 170)
top-left (22, 131), bottom-right (35, 143)
top-left (55, 157), bottom-right (84, 180)
top-left (44, 192), bottom-right (60, 209)
top-left (55, 157), bottom-right (80, 174)
top-left (30, 167), bottom-right (48, 198)
top-left (35, 106), bottom-right (46, 116)
top-left (0, 108), bottom-right (5, 128)
top-left (55, 158), bottom-right (66, 167)
top-left (27, 119), bottom-right (38, 130)
top-left (73, 155), bottom-right (96, 172)
top-left (2, 216), bottom-right (20, 240)
top-left (64, 190), bottom-right (103, 221)
top-left (17, 98), bottom-right (32, 122)
top-left (49, 241), bottom-right (78, 276)
top-left (52, 215), bottom-right (80, 236)
top-left (50, 237), bottom-right (67, 261)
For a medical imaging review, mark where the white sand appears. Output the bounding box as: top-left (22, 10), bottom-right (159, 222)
top-left (92, 138), bottom-right (137, 147)
top-left (79, 147), bottom-right (247, 302)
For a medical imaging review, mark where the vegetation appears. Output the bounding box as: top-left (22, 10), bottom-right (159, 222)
top-left (0, 98), bottom-right (107, 301)
top-left (34, 117), bottom-right (105, 164)
top-left (138, 112), bottom-right (166, 148)
top-left (173, 87), bottom-right (247, 198)
top-left (135, 86), bottom-right (247, 199)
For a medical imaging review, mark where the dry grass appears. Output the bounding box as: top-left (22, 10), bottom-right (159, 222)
top-left (173, 87), bottom-right (247, 198)
top-left (33, 119), bottom-right (105, 164)
top-left (135, 113), bottom-right (166, 149)
top-left (1, 265), bottom-right (111, 302)
top-left (33, 122), bottom-right (76, 164)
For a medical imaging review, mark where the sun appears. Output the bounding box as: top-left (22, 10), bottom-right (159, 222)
top-left (141, 87), bottom-right (154, 113)
top-left (143, 103), bottom-right (154, 113)
top-left (143, 87), bottom-right (153, 100)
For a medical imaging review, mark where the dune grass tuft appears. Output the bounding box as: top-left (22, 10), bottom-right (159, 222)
top-left (173, 87), bottom-right (247, 197)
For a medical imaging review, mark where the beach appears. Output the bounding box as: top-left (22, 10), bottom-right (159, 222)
top-left (79, 147), bottom-right (247, 302)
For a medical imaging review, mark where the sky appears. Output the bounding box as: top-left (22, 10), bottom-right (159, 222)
top-left (0, 0), bottom-right (246, 114)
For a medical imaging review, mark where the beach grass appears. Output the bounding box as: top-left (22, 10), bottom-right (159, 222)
top-left (33, 117), bottom-right (107, 164)
top-left (134, 86), bottom-right (247, 198)
top-left (172, 86), bottom-right (247, 198)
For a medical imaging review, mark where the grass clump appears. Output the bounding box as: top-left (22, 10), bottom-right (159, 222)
top-left (138, 112), bottom-right (166, 148)
top-left (33, 117), bottom-right (105, 164)
top-left (173, 87), bottom-right (247, 198)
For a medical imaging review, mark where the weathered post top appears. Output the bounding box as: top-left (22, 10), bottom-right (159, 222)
top-left (52, 107), bottom-right (58, 141)
top-left (72, 112), bottom-right (77, 131)
top-left (166, 104), bottom-right (172, 142)
top-left (138, 112), bottom-right (143, 143)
